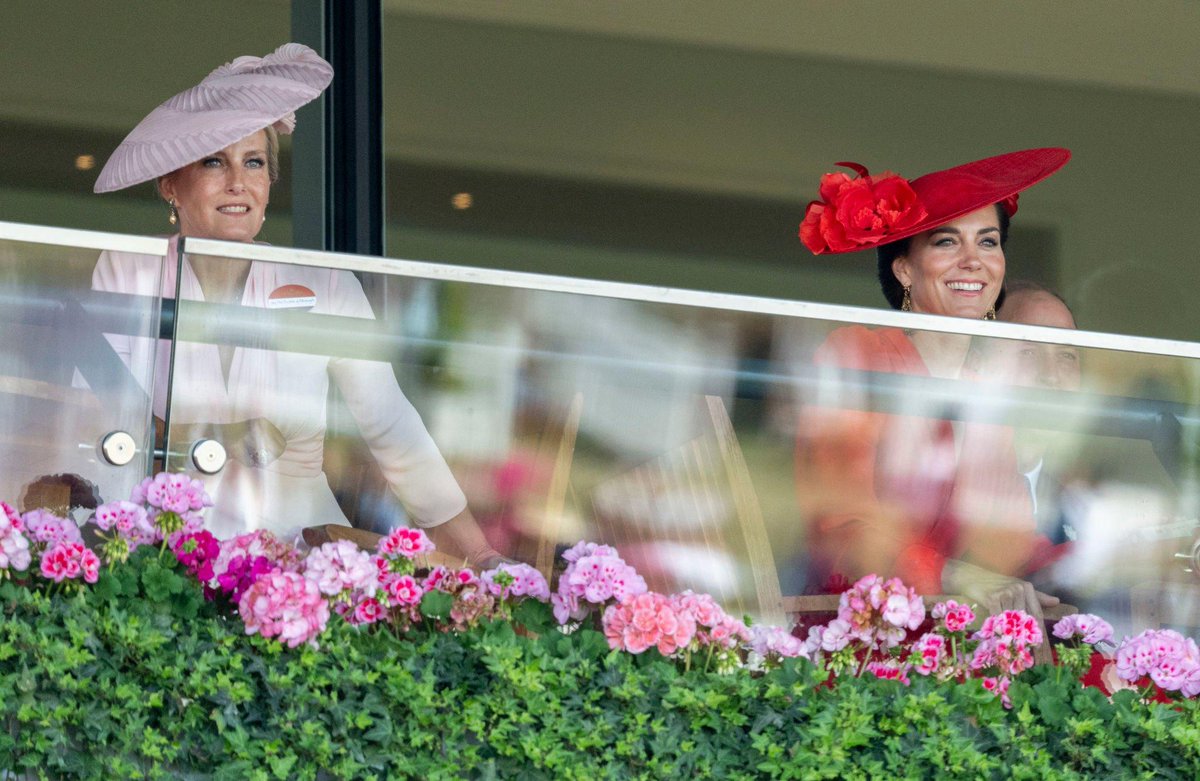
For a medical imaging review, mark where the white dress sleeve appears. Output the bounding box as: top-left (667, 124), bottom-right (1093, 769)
top-left (324, 271), bottom-right (468, 527)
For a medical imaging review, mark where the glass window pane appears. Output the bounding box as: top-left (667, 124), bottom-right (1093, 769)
top-left (0, 2), bottom-right (291, 242)
top-left (0, 227), bottom-right (166, 517)
top-left (382, 7), bottom-right (1200, 341)
top-left (170, 241), bottom-right (1200, 634)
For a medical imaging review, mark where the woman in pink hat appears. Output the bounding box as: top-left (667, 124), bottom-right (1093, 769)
top-left (794, 149), bottom-right (1070, 616)
top-left (92, 44), bottom-right (504, 566)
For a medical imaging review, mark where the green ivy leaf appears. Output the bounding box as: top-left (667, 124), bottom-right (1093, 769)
top-left (92, 570), bottom-right (124, 602)
top-left (141, 558), bottom-right (185, 603)
top-left (419, 589), bottom-right (453, 619)
top-left (512, 599), bottom-right (555, 635)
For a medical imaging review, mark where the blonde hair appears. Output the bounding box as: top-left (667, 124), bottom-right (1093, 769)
top-left (156, 125), bottom-right (281, 202)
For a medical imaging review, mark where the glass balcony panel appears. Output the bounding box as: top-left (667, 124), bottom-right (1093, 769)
top-left (172, 240), bottom-right (1200, 633)
top-left (0, 225), bottom-right (167, 519)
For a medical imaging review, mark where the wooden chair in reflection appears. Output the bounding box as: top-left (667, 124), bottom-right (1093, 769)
top-left (576, 395), bottom-right (787, 624)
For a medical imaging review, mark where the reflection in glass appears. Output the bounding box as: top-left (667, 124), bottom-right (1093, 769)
top-left (0, 235), bottom-right (163, 521)
top-left (146, 241), bottom-right (1200, 634)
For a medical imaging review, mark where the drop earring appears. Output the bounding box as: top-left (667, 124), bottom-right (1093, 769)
top-left (900, 285), bottom-right (912, 312)
top-left (168, 199), bottom-right (178, 226)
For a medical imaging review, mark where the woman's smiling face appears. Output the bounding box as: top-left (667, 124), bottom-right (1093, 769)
top-left (159, 130), bottom-right (271, 243)
top-left (891, 205), bottom-right (1005, 319)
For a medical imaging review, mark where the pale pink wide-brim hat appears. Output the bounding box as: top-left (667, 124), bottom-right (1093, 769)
top-left (94, 43), bottom-right (333, 194)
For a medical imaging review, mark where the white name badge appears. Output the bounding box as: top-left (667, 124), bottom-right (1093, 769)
top-left (267, 284), bottom-right (316, 310)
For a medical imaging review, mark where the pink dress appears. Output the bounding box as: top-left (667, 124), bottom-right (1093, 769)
top-left (93, 237), bottom-right (467, 542)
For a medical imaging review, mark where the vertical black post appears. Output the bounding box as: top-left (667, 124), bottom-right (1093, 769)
top-left (291, 0), bottom-right (383, 255)
top-left (326, 0), bottom-right (384, 256)
top-left (290, 0), bottom-right (328, 251)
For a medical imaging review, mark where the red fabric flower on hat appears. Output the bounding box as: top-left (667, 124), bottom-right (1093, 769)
top-left (799, 163), bottom-right (928, 255)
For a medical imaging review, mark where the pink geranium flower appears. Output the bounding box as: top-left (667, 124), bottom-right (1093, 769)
top-left (932, 599), bottom-right (975, 633)
top-left (384, 574), bottom-right (424, 606)
top-left (551, 541), bottom-right (647, 624)
top-left (0, 501), bottom-right (30, 572)
top-left (1052, 613), bottom-right (1114, 646)
top-left (377, 527), bottom-right (434, 558)
top-left (749, 625), bottom-right (809, 661)
top-left (837, 574), bottom-right (925, 649)
top-left (239, 568), bottom-right (330, 648)
top-left (304, 540), bottom-right (379, 599)
top-left (971, 610), bottom-right (1043, 677)
top-left (38, 542), bottom-right (99, 584)
top-left (480, 562), bottom-right (550, 602)
top-left (602, 591), bottom-right (696, 656)
top-left (351, 597), bottom-right (386, 626)
top-left (1115, 629), bottom-right (1200, 696)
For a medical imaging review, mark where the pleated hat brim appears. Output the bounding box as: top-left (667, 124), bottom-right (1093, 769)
top-left (95, 43), bottom-right (332, 193)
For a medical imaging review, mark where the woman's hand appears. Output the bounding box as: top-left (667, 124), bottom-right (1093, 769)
top-left (425, 507), bottom-right (506, 570)
top-left (943, 558), bottom-right (1059, 616)
top-left (943, 559), bottom-right (1059, 663)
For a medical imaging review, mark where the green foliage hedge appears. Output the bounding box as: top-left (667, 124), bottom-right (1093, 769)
top-left (3, 550), bottom-right (1200, 780)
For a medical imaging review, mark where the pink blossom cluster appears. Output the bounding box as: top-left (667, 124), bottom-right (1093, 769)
top-left (173, 531), bottom-right (221, 582)
top-left (377, 527), bottom-right (434, 559)
top-left (372, 528), bottom-right (437, 616)
top-left (551, 541), bottom-right (647, 625)
top-left (0, 501), bottom-right (30, 572)
top-left (480, 562), bottom-right (550, 602)
top-left (909, 632), bottom-right (947, 677)
top-left (131, 472), bottom-right (212, 545)
top-left (931, 599), bottom-right (975, 633)
top-left (836, 573), bottom-right (925, 649)
top-left (92, 500), bottom-right (157, 550)
top-left (970, 610), bottom-right (1043, 677)
top-left (1052, 613), bottom-right (1114, 646)
top-left (39, 541), bottom-right (100, 584)
top-left (809, 619), bottom-right (852, 652)
top-left (867, 659), bottom-right (911, 686)
top-left (748, 625), bottom-right (809, 662)
top-left (305, 540), bottom-right (379, 599)
top-left (673, 590), bottom-right (750, 650)
top-left (305, 540), bottom-right (383, 626)
top-left (1115, 629), bottom-right (1200, 696)
top-left (21, 510), bottom-right (82, 547)
top-left (131, 472), bottom-right (212, 518)
top-left (904, 599), bottom-right (977, 679)
top-left (428, 566), bottom-right (505, 629)
top-left (422, 565), bottom-right (479, 594)
top-left (238, 569), bottom-right (330, 648)
top-left (982, 675), bottom-right (1012, 707)
top-left (208, 530), bottom-right (302, 602)
top-left (602, 591), bottom-right (696, 656)
top-left (381, 573), bottom-right (424, 607)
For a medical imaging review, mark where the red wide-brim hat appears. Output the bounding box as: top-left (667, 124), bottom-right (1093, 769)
top-left (799, 147), bottom-right (1071, 255)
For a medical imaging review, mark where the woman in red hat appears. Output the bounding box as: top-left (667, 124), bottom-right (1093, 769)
top-left (795, 148), bottom-right (1070, 615)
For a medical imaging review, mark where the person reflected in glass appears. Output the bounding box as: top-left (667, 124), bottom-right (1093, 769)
top-left (90, 44), bottom-right (503, 566)
top-left (795, 149), bottom-right (1071, 617)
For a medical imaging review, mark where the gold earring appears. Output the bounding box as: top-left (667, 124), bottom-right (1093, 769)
top-left (168, 199), bottom-right (178, 226)
top-left (984, 307), bottom-right (996, 320)
top-left (901, 285), bottom-right (912, 312)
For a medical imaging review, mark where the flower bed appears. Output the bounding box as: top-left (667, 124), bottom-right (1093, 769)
top-left (3, 476), bottom-right (1200, 779)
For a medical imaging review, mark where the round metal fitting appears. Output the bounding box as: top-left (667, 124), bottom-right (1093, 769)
top-left (99, 431), bottom-right (137, 466)
top-left (190, 439), bottom-right (227, 475)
